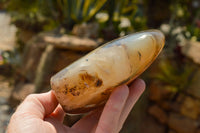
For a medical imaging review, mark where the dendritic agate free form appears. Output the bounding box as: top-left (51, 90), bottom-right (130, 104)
top-left (51, 30), bottom-right (165, 114)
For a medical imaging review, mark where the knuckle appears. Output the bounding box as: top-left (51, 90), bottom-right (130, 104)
top-left (107, 103), bottom-right (121, 113)
top-left (25, 94), bottom-right (39, 103)
top-left (25, 94), bottom-right (36, 100)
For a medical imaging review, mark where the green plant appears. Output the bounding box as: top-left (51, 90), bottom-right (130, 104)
top-left (40, 0), bottom-right (108, 26)
top-left (168, 0), bottom-right (200, 41)
top-left (184, 25), bottom-right (200, 41)
top-left (152, 59), bottom-right (196, 92)
top-left (7, 0), bottom-right (148, 36)
top-left (7, 0), bottom-right (107, 31)
top-left (100, 0), bottom-right (147, 36)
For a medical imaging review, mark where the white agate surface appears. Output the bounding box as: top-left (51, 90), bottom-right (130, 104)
top-left (51, 30), bottom-right (165, 114)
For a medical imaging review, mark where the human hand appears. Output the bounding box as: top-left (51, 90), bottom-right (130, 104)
top-left (7, 78), bottom-right (145, 133)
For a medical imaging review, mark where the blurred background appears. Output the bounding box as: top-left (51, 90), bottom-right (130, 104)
top-left (0, 0), bottom-right (200, 133)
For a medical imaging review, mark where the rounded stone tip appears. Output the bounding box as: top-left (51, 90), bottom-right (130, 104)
top-left (149, 30), bottom-right (165, 50)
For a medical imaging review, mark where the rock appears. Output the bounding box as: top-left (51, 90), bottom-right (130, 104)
top-left (101, 25), bottom-right (118, 40)
top-left (182, 41), bottom-right (200, 65)
top-left (52, 50), bottom-right (84, 73)
top-left (0, 76), bottom-right (14, 133)
top-left (13, 83), bottom-right (35, 101)
top-left (168, 130), bottom-right (177, 133)
top-left (149, 80), bottom-right (175, 102)
top-left (0, 80), bottom-right (11, 99)
top-left (9, 83), bottom-right (35, 107)
top-left (0, 105), bottom-right (9, 113)
top-left (0, 12), bottom-right (17, 51)
top-left (140, 116), bottom-right (165, 133)
top-left (72, 23), bottom-right (99, 39)
top-left (22, 35), bottom-right (47, 81)
top-left (166, 94), bottom-right (184, 113)
top-left (176, 94), bottom-right (185, 103)
top-left (0, 98), bottom-right (6, 105)
top-left (149, 80), bottom-right (166, 101)
top-left (0, 113), bottom-right (11, 133)
top-left (180, 96), bottom-right (200, 119)
top-left (170, 102), bottom-right (181, 113)
top-left (17, 29), bottom-right (36, 45)
top-left (158, 101), bottom-right (171, 111)
top-left (18, 31), bottom-right (100, 93)
top-left (196, 129), bottom-right (200, 133)
top-left (50, 30), bottom-right (165, 114)
top-left (168, 113), bottom-right (198, 133)
top-left (157, 95), bottom-right (183, 112)
top-left (43, 34), bottom-right (99, 51)
top-left (148, 105), bottom-right (168, 124)
top-left (22, 32), bottom-right (99, 83)
top-left (33, 44), bottom-right (55, 93)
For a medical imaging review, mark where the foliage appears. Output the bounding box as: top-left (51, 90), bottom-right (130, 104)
top-left (6, 0), bottom-right (147, 35)
top-left (1, 50), bottom-right (21, 66)
top-left (7, 0), bottom-right (107, 31)
top-left (0, 51), bottom-right (3, 65)
top-left (0, 0), bottom-right (7, 10)
top-left (152, 58), bottom-right (197, 91)
top-left (4, 0), bottom-right (200, 40)
top-left (168, 0), bottom-right (200, 41)
top-left (93, 0), bottom-right (147, 38)
top-left (184, 25), bottom-right (200, 41)
top-left (40, 0), bottom-right (108, 28)
top-left (106, 0), bottom-right (147, 31)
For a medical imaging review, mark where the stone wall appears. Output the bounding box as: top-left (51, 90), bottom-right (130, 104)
top-left (147, 79), bottom-right (200, 133)
top-left (9, 32), bottom-right (100, 106)
top-left (142, 52), bottom-right (200, 133)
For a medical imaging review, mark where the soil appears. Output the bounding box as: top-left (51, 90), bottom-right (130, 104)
top-left (0, 75), bottom-right (14, 133)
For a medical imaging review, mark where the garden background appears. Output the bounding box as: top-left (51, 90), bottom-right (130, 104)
top-left (0, 0), bottom-right (200, 133)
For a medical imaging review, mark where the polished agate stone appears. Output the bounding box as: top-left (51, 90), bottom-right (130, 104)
top-left (51, 30), bottom-right (165, 114)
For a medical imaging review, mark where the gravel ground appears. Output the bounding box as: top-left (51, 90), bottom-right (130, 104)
top-left (0, 76), bottom-right (14, 133)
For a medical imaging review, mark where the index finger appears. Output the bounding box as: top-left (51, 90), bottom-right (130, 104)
top-left (95, 85), bottom-right (129, 133)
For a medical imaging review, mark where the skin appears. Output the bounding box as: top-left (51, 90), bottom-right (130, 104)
top-left (7, 78), bottom-right (145, 133)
